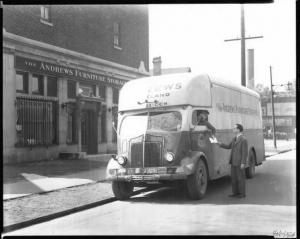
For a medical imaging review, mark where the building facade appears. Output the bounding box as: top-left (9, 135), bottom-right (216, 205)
top-left (261, 96), bottom-right (296, 139)
top-left (3, 5), bottom-right (149, 163)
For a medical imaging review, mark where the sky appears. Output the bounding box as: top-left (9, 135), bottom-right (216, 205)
top-left (148, 0), bottom-right (296, 90)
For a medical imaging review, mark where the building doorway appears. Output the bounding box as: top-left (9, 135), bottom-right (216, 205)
top-left (81, 108), bottom-right (98, 154)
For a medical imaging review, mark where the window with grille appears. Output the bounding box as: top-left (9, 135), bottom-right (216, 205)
top-left (15, 97), bottom-right (58, 146)
top-left (68, 80), bottom-right (77, 99)
top-left (113, 22), bottom-right (121, 48)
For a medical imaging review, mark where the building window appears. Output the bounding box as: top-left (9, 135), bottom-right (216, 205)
top-left (32, 74), bottom-right (44, 95)
top-left (113, 88), bottom-right (119, 104)
top-left (47, 76), bottom-right (57, 97)
top-left (113, 22), bottom-right (121, 48)
top-left (99, 85), bottom-right (106, 99)
top-left (15, 97), bottom-right (58, 146)
top-left (79, 83), bottom-right (96, 97)
top-left (16, 71), bottom-right (29, 94)
top-left (41, 6), bottom-right (51, 21)
top-left (68, 80), bottom-right (76, 99)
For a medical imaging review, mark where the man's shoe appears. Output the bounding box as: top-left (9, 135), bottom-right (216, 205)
top-left (236, 194), bottom-right (246, 198)
top-left (228, 194), bottom-right (238, 197)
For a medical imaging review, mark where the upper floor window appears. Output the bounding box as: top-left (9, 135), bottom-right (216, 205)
top-left (40, 6), bottom-right (52, 25)
top-left (113, 22), bottom-right (121, 48)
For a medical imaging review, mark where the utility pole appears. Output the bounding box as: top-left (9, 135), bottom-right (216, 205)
top-left (224, 5), bottom-right (263, 86)
top-left (269, 66), bottom-right (277, 149)
top-left (269, 66), bottom-right (293, 149)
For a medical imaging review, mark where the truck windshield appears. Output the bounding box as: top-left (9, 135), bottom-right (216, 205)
top-left (120, 111), bottom-right (182, 138)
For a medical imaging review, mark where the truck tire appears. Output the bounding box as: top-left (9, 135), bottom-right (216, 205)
top-left (112, 181), bottom-right (134, 200)
top-left (187, 158), bottom-right (208, 200)
top-left (246, 150), bottom-right (256, 179)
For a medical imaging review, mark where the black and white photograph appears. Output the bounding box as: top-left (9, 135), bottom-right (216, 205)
top-left (2, 1), bottom-right (296, 236)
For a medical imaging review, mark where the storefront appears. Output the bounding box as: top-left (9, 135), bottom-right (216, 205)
top-left (3, 31), bottom-right (149, 163)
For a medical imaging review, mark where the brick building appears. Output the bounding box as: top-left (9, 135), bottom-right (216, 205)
top-left (3, 5), bottom-right (149, 163)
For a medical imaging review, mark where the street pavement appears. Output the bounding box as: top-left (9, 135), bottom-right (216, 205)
top-left (3, 139), bottom-right (295, 200)
top-left (4, 149), bottom-right (296, 236)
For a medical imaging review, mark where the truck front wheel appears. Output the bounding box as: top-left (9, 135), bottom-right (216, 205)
top-left (187, 158), bottom-right (208, 200)
top-left (112, 181), bottom-right (134, 200)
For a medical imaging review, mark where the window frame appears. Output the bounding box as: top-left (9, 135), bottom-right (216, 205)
top-left (40, 5), bottom-right (53, 26)
top-left (16, 71), bottom-right (29, 94)
top-left (31, 73), bottom-right (44, 96)
top-left (113, 22), bottom-right (122, 49)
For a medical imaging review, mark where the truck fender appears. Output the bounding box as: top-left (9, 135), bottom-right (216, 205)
top-left (179, 151), bottom-right (208, 176)
top-left (106, 157), bottom-right (123, 179)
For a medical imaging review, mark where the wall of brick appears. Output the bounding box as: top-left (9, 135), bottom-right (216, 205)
top-left (3, 5), bottom-right (149, 71)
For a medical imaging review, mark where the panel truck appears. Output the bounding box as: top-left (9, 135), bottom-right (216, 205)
top-left (106, 73), bottom-right (265, 200)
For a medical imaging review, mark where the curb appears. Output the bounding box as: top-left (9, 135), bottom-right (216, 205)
top-left (264, 148), bottom-right (295, 158)
top-left (3, 186), bottom-right (158, 234)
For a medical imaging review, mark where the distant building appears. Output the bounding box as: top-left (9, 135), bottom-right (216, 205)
top-left (3, 5), bottom-right (149, 163)
top-left (261, 95), bottom-right (296, 139)
top-left (150, 56), bottom-right (191, 76)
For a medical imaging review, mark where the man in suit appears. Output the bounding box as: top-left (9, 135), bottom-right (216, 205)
top-left (217, 123), bottom-right (248, 198)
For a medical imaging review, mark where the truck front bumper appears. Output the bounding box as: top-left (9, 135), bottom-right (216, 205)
top-left (107, 167), bottom-right (188, 182)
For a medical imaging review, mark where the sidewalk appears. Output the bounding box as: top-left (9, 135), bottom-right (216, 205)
top-left (264, 139), bottom-right (296, 157)
top-left (3, 139), bottom-right (296, 200)
top-left (3, 154), bottom-right (111, 200)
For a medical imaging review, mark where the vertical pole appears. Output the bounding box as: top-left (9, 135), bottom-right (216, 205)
top-left (270, 66), bottom-right (277, 148)
top-left (241, 4), bottom-right (246, 86)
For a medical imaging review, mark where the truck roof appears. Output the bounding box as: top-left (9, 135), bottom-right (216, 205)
top-left (118, 73), bottom-right (259, 112)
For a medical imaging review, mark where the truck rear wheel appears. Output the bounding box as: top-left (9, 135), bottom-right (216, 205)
top-left (112, 181), bottom-right (134, 200)
top-left (187, 158), bottom-right (208, 200)
top-left (246, 150), bottom-right (256, 179)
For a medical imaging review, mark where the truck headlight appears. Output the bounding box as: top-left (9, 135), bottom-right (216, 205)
top-left (116, 155), bottom-right (127, 166)
top-left (165, 152), bottom-right (175, 162)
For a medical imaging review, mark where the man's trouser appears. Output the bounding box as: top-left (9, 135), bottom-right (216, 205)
top-left (231, 165), bottom-right (245, 195)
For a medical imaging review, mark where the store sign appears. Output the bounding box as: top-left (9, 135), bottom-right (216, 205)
top-left (15, 56), bottom-right (127, 87)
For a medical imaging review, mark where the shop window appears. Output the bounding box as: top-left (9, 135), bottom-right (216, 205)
top-left (15, 97), bottom-right (58, 146)
top-left (113, 88), bottom-right (119, 104)
top-left (67, 105), bottom-right (77, 144)
top-left (68, 80), bottom-right (76, 99)
top-left (101, 106), bottom-right (107, 143)
top-left (47, 76), bottom-right (57, 97)
top-left (99, 85), bottom-right (106, 99)
top-left (32, 74), bottom-right (44, 95)
top-left (16, 71), bottom-right (29, 94)
top-left (113, 22), bottom-right (121, 48)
